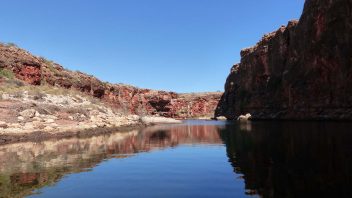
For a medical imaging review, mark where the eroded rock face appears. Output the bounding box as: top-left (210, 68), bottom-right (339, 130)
top-left (0, 44), bottom-right (221, 118)
top-left (0, 45), bottom-right (42, 85)
top-left (216, 0), bottom-right (352, 120)
top-left (86, 83), bottom-right (221, 118)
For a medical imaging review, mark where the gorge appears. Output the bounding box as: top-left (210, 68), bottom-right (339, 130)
top-left (0, 0), bottom-right (352, 197)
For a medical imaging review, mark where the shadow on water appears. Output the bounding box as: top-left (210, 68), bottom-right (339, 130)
top-left (0, 120), bottom-right (351, 197)
top-left (219, 121), bottom-right (352, 198)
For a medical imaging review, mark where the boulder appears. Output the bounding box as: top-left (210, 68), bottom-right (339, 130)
top-left (237, 113), bottom-right (252, 122)
top-left (19, 109), bottom-right (36, 119)
top-left (215, 116), bottom-right (227, 120)
top-left (140, 116), bottom-right (182, 125)
top-left (0, 121), bottom-right (8, 128)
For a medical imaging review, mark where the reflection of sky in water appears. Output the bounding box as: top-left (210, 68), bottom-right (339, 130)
top-left (30, 145), bottom-right (250, 198)
top-left (0, 120), bottom-right (351, 198)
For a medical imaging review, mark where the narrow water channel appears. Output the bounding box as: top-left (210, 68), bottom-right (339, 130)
top-left (0, 120), bottom-right (351, 198)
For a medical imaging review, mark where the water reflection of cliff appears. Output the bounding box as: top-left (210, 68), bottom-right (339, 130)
top-left (2, 121), bottom-right (350, 198)
top-left (0, 123), bottom-right (224, 197)
top-left (220, 122), bottom-right (352, 198)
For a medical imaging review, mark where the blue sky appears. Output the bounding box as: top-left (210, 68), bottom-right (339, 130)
top-left (1, 0), bottom-right (305, 93)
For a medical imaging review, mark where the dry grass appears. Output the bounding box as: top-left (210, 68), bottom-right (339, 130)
top-left (0, 79), bottom-right (102, 105)
top-left (64, 107), bottom-right (90, 117)
top-left (34, 104), bottom-right (60, 115)
top-left (0, 68), bottom-right (15, 79)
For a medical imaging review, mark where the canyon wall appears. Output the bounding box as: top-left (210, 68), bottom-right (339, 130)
top-left (0, 44), bottom-right (221, 118)
top-left (216, 0), bottom-right (352, 120)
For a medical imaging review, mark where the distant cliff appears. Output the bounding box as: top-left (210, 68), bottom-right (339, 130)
top-left (216, 0), bottom-right (352, 120)
top-left (0, 43), bottom-right (221, 119)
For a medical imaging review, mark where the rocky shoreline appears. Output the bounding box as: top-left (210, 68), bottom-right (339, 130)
top-left (0, 112), bottom-right (183, 146)
top-left (0, 124), bottom-right (143, 146)
top-left (0, 79), bottom-right (183, 145)
top-left (0, 116), bottom-right (182, 146)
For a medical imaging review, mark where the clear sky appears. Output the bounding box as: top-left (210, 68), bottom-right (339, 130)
top-left (0, 0), bottom-right (305, 93)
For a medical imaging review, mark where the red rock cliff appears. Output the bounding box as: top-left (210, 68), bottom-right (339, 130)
top-left (216, 0), bottom-right (352, 120)
top-left (0, 44), bottom-right (221, 118)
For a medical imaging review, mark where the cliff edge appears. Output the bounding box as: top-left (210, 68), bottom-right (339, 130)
top-left (216, 0), bottom-right (352, 120)
top-left (0, 43), bottom-right (221, 120)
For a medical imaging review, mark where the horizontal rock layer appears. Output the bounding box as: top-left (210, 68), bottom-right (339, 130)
top-left (0, 44), bottom-right (221, 118)
top-left (216, 0), bottom-right (352, 120)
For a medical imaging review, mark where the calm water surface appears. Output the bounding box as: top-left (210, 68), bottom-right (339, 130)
top-left (0, 120), bottom-right (351, 198)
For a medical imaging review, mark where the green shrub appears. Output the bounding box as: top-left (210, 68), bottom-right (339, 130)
top-left (0, 68), bottom-right (14, 79)
top-left (40, 57), bottom-right (59, 75)
top-left (6, 43), bottom-right (17, 47)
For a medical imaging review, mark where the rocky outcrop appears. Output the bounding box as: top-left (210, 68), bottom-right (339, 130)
top-left (0, 43), bottom-right (221, 118)
top-left (0, 86), bottom-right (185, 140)
top-left (0, 45), bottom-right (42, 85)
top-left (216, 0), bottom-right (352, 120)
top-left (0, 88), bottom-right (143, 136)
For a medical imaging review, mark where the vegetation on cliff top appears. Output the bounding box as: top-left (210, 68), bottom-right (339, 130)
top-left (0, 68), bottom-right (14, 79)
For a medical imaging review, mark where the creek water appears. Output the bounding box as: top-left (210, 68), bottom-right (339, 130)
top-left (0, 120), bottom-right (351, 198)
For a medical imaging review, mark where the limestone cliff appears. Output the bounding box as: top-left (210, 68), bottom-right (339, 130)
top-left (216, 0), bottom-right (352, 120)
